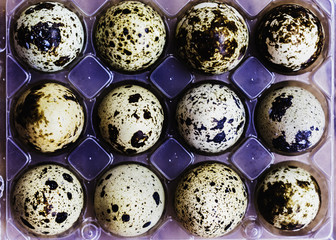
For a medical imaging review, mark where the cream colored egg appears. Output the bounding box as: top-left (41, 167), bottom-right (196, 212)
top-left (256, 85), bottom-right (325, 154)
top-left (256, 4), bottom-right (324, 72)
top-left (175, 2), bottom-right (249, 74)
top-left (256, 164), bottom-right (320, 230)
top-left (94, 164), bottom-right (165, 237)
top-left (174, 162), bottom-right (248, 237)
top-left (11, 164), bottom-right (84, 236)
top-left (13, 2), bottom-right (84, 72)
top-left (176, 83), bottom-right (246, 154)
top-left (94, 1), bottom-right (166, 72)
top-left (97, 84), bottom-right (164, 155)
top-left (13, 82), bottom-right (85, 153)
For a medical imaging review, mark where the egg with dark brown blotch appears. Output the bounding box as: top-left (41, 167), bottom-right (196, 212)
top-left (255, 85), bottom-right (325, 154)
top-left (174, 162), bottom-right (248, 238)
top-left (94, 1), bottom-right (166, 72)
top-left (12, 2), bottom-right (84, 72)
top-left (11, 164), bottom-right (84, 237)
top-left (256, 164), bottom-right (321, 230)
top-left (256, 4), bottom-right (324, 73)
top-left (175, 2), bottom-right (249, 74)
top-left (94, 163), bottom-right (165, 237)
top-left (97, 84), bottom-right (164, 155)
top-left (176, 83), bottom-right (246, 154)
top-left (13, 82), bottom-right (85, 153)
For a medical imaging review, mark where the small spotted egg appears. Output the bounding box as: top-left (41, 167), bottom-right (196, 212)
top-left (174, 162), bottom-right (248, 238)
top-left (13, 82), bottom-right (85, 153)
top-left (94, 1), bottom-right (166, 72)
top-left (175, 2), bottom-right (249, 74)
top-left (256, 4), bottom-right (324, 73)
top-left (256, 85), bottom-right (325, 154)
top-left (94, 163), bottom-right (165, 237)
top-left (97, 84), bottom-right (164, 155)
top-left (176, 82), bottom-right (246, 154)
top-left (11, 164), bottom-right (84, 237)
top-left (256, 164), bottom-right (321, 230)
top-left (12, 2), bottom-right (84, 72)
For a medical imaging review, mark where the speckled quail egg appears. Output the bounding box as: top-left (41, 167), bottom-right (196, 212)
top-left (256, 4), bottom-right (324, 73)
top-left (255, 84), bottom-right (325, 154)
top-left (174, 162), bottom-right (248, 238)
top-left (94, 163), bottom-right (165, 237)
top-left (94, 1), bottom-right (166, 72)
top-left (12, 2), bottom-right (84, 72)
top-left (176, 82), bottom-right (246, 154)
top-left (11, 164), bottom-right (84, 237)
top-left (175, 2), bottom-right (249, 74)
top-left (97, 83), bottom-right (165, 155)
top-left (13, 82), bottom-right (85, 153)
top-left (256, 163), bottom-right (321, 230)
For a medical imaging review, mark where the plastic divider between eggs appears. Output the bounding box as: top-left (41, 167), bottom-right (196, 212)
top-left (0, 0), bottom-right (335, 239)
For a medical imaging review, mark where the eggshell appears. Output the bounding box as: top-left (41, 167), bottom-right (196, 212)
top-left (256, 164), bottom-right (320, 230)
top-left (11, 164), bottom-right (84, 237)
top-left (175, 2), bottom-right (249, 74)
top-left (255, 85), bottom-right (325, 154)
top-left (94, 163), bottom-right (165, 237)
top-left (176, 82), bottom-right (246, 154)
top-left (256, 4), bottom-right (324, 72)
top-left (13, 82), bottom-right (85, 153)
top-left (12, 2), bottom-right (84, 72)
top-left (174, 162), bottom-right (248, 238)
top-left (97, 84), bottom-right (164, 155)
top-left (94, 1), bottom-right (166, 72)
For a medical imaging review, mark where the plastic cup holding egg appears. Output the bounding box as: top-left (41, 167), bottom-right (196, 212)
top-left (93, 80), bottom-right (168, 156)
top-left (11, 1), bottom-right (86, 73)
top-left (93, 0), bottom-right (167, 73)
top-left (175, 80), bottom-right (248, 155)
top-left (254, 161), bottom-right (329, 236)
top-left (255, 2), bottom-right (329, 74)
top-left (175, 1), bottom-right (249, 74)
top-left (93, 162), bottom-right (167, 238)
top-left (10, 81), bottom-right (87, 154)
top-left (255, 81), bottom-right (329, 155)
top-left (174, 161), bottom-right (248, 238)
top-left (10, 163), bottom-right (86, 238)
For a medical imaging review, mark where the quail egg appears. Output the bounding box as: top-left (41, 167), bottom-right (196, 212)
top-left (256, 4), bottom-right (324, 73)
top-left (11, 164), bottom-right (84, 237)
top-left (94, 163), bottom-right (165, 237)
top-left (12, 2), bottom-right (84, 72)
top-left (94, 1), bottom-right (166, 72)
top-left (176, 82), bottom-right (246, 154)
top-left (256, 163), bottom-right (321, 230)
top-left (13, 82), bottom-right (85, 153)
top-left (97, 83), bottom-right (165, 155)
top-left (175, 2), bottom-right (249, 74)
top-left (255, 84), bottom-right (325, 154)
top-left (174, 162), bottom-right (248, 238)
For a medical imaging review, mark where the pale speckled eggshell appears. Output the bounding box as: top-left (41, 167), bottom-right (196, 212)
top-left (94, 1), bottom-right (166, 72)
top-left (256, 164), bottom-right (320, 230)
top-left (13, 82), bottom-right (85, 153)
top-left (94, 164), bottom-right (165, 237)
top-left (256, 4), bottom-right (324, 72)
top-left (175, 2), bottom-right (249, 74)
top-left (176, 83), bottom-right (246, 154)
top-left (13, 2), bottom-right (84, 72)
top-left (174, 162), bottom-right (248, 238)
top-left (97, 84), bottom-right (164, 155)
top-left (11, 164), bottom-right (84, 237)
top-left (256, 85), bottom-right (325, 153)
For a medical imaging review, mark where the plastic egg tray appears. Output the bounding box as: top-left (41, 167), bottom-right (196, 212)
top-left (0, 0), bottom-right (335, 239)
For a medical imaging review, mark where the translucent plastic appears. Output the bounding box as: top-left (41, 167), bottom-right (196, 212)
top-left (0, 0), bottom-right (335, 239)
